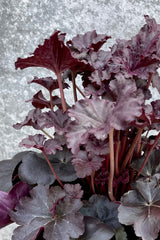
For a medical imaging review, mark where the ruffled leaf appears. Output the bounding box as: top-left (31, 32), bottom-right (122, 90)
top-left (15, 31), bottom-right (78, 75)
top-left (19, 134), bottom-right (62, 154)
top-left (111, 16), bottom-right (160, 79)
top-left (67, 30), bottom-right (110, 56)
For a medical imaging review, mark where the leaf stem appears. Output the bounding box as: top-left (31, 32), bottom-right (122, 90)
top-left (42, 150), bottom-right (64, 187)
top-left (115, 130), bottom-right (120, 176)
top-left (91, 171), bottom-right (96, 194)
top-left (108, 127), bottom-right (116, 201)
top-left (41, 129), bottom-right (53, 139)
top-left (76, 84), bottom-right (86, 98)
top-left (146, 72), bottom-right (153, 89)
top-left (57, 72), bottom-right (67, 112)
top-left (137, 132), bottom-right (160, 177)
top-left (71, 71), bottom-right (78, 102)
top-left (120, 128), bottom-right (143, 173)
top-left (49, 91), bottom-right (54, 110)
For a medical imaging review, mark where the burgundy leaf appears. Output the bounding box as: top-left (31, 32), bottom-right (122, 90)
top-left (28, 76), bottom-right (69, 93)
top-left (27, 91), bottom-right (63, 109)
top-left (67, 30), bottom-right (110, 55)
top-left (111, 16), bottom-right (160, 79)
top-left (72, 150), bottom-right (104, 178)
top-left (27, 90), bottom-right (51, 109)
top-left (10, 185), bottom-right (84, 240)
top-left (15, 31), bottom-right (79, 75)
top-left (118, 175), bottom-right (160, 240)
top-left (0, 182), bottom-right (29, 228)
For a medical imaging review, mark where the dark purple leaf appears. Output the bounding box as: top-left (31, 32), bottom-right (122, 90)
top-left (27, 91), bottom-right (63, 109)
top-left (27, 90), bottom-right (51, 109)
top-left (43, 109), bottom-right (72, 135)
top-left (0, 151), bottom-right (31, 192)
top-left (67, 88), bottom-right (143, 153)
top-left (13, 109), bottom-right (46, 130)
top-left (131, 149), bottom-right (160, 176)
top-left (111, 16), bottom-right (160, 79)
top-left (89, 69), bottom-right (110, 86)
top-left (80, 194), bottom-right (120, 230)
top-left (15, 31), bottom-right (79, 75)
top-left (18, 148), bottom-right (77, 184)
top-left (72, 150), bottom-right (104, 178)
top-left (0, 182), bottom-right (29, 228)
top-left (67, 30), bottom-right (110, 56)
top-left (118, 175), bottom-right (160, 240)
top-left (28, 76), bottom-right (69, 93)
top-left (86, 134), bottom-right (110, 156)
top-left (10, 185), bottom-right (84, 240)
top-left (78, 216), bottom-right (115, 240)
top-left (18, 152), bottom-right (55, 185)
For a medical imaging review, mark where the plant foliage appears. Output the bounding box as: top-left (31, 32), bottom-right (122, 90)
top-left (1, 15), bottom-right (160, 240)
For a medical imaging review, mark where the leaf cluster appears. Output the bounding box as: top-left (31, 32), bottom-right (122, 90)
top-left (1, 15), bottom-right (160, 240)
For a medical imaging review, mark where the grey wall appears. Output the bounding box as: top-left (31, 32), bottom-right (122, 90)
top-left (1, 0), bottom-right (160, 239)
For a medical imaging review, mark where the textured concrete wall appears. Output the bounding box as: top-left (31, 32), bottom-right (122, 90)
top-left (1, 0), bottom-right (160, 239)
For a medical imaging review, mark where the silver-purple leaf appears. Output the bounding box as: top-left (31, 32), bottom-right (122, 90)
top-left (10, 185), bottom-right (84, 240)
top-left (118, 175), bottom-right (160, 240)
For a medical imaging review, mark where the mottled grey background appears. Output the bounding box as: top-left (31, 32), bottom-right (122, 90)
top-left (1, 0), bottom-right (160, 239)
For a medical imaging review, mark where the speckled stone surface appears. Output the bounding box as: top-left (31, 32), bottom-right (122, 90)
top-left (1, 0), bottom-right (160, 239)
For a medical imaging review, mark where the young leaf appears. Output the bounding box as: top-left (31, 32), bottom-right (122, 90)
top-left (0, 182), bottom-right (29, 228)
top-left (28, 76), bottom-right (69, 93)
top-left (72, 150), bottom-right (104, 178)
top-left (10, 185), bottom-right (84, 240)
top-left (43, 109), bottom-right (72, 135)
top-left (19, 134), bottom-right (62, 154)
top-left (118, 175), bottom-right (160, 240)
top-left (27, 90), bottom-right (51, 109)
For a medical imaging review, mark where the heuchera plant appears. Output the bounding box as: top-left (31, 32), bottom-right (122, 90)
top-left (1, 15), bottom-right (160, 240)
